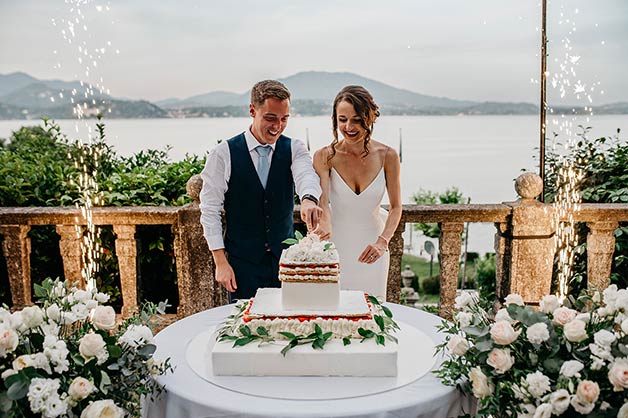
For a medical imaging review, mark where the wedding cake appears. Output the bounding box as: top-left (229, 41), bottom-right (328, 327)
top-left (211, 234), bottom-right (399, 377)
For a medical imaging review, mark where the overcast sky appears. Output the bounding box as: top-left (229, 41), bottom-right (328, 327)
top-left (1, 0), bottom-right (626, 104)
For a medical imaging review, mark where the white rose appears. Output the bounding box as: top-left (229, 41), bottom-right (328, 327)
top-left (86, 299), bottom-right (98, 310)
top-left (95, 292), bottom-right (110, 303)
top-left (608, 358), bottom-right (628, 391)
top-left (532, 403), bottom-right (552, 418)
top-left (487, 348), bottom-right (514, 374)
top-left (563, 319), bottom-right (588, 343)
top-left (494, 308), bottom-right (514, 324)
top-left (552, 307), bottom-right (577, 325)
top-left (73, 289), bottom-right (91, 303)
top-left (549, 389), bottom-right (570, 415)
top-left (576, 312), bottom-right (591, 323)
top-left (119, 324), bottom-right (153, 348)
top-left (539, 295), bottom-right (559, 314)
top-left (455, 292), bottom-right (475, 309)
top-left (616, 290), bottom-right (628, 312)
top-left (618, 402), bottom-right (628, 418)
top-left (505, 294), bottom-right (524, 306)
top-left (525, 371), bottom-right (551, 398)
top-left (594, 329), bottom-right (616, 347)
top-left (79, 333), bottom-right (108, 365)
top-left (570, 396), bottom-right (595, 414)
top-left (45, 304), bottom-right (60, 322)
top-left (0, 325), bottom-right (19, 357)
top-left (71, 303), bottom-right (89, 321)
top-left (469, 366), bottom-right (493, 399)
top-left (68, 377), bottom-right (95, 401)
top-left (590, 342), bottom-right (613, 361)
top-left (446, 335), bottom-right (469, 356)
top-left (80, 399), bottom-right (124, 418)
top-left (21, 306), bottom-right (44, 329)
top-left (576, 380), bottom-right (600, 404)
top-left (490, 320), bottom-right (521, 345)
top-left (455, 311), bottom-right (473, 328)
top-left (591, 356), bottom-right (606, 370)
top-left (621, 319), bottom-right (628, 335)
top-left (526, 322), bottom-right (550, 344)
top-left (559, 360), bottom-right (584, 378)
top-left (91, 306), bottom-right (116, 331)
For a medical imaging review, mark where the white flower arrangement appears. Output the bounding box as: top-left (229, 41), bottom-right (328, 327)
top-left (0, 278), bottom-right (171, 417)
top-left (435, 285), bottom-right (628, 417)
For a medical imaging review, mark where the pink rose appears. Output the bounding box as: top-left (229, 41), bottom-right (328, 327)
top-left (609, 359), bottom-right (628, 391)
top-left (487, 348), bottom-right (514, 374)
top-left (576, 380), bottom-right (600, 404)
top-left (490, 320), bottom-right (521, 345)
top-left (447, 335), bottom-right (469, 356)
top-left (552, 307), bottom-right (577, 325)
top-left (563, 319), bottom-right (587, 343)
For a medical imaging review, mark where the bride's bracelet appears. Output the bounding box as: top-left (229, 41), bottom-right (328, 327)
top-left (377, 235), bottom-right (389, 246)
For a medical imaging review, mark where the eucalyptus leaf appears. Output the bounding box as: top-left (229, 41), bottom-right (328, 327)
top-left (138, 343), bottom-right (157, 358)
top-left (6, 378), bottom-right (28, 401)
top-left (99, 370), bottom-right (112, 394)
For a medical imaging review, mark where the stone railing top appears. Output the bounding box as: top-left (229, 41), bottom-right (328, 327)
top-left (0, 206), bottom-right (180, 226)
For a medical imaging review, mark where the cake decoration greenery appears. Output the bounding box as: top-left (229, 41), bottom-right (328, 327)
top-left (216, 295), bottom-right (398, 356)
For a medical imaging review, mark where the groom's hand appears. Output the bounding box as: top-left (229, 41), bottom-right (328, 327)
top-left (300, 199), bottom-right (323, 231)
top-left (211, 249), bottom-right (237, 293)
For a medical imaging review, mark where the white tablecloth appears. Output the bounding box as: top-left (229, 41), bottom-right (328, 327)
top-left (143, 303), bottom-right (472, 418)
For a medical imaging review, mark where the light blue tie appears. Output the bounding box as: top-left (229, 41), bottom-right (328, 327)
top-left (255, 145), bottom-right (271, 188)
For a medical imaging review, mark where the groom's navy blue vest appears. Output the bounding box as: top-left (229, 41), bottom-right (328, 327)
top-left (224, 133), bottom-right (294, 263)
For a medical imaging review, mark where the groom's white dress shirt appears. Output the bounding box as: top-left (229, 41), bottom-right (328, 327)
top-left (199, 128), bottom-right (321, 251)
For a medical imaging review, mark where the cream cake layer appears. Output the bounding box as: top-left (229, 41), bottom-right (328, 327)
top-left (250, 288), bottom-right (369, 318)
top-left (281, 281), bottom-right (339, 310)
top-left (212, 336), bottom-right (397, 376)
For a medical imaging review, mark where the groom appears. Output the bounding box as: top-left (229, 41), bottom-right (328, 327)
top-left (199, 80), bottom-right (322, 300)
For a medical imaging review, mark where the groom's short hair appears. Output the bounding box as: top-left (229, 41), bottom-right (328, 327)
top-left (251, 80), bottom-right (291, 107)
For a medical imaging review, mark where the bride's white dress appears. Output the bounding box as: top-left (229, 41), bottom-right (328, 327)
top-left (329, 167), bottom-right (389, 299)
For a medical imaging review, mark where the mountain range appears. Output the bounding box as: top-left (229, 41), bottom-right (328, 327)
top-left (1, 71), bottom-right (626, 120)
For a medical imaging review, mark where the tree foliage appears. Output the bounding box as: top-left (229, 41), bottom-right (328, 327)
top-left (544, 127), bottom-right (628, 291)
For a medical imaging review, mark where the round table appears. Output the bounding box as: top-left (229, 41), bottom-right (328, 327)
top-left (143, 303), bottom-right (472, 418)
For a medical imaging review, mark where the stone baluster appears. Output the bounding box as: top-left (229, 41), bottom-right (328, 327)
top-left (502, 173), bottom-right (556, 304)
top-left (0, 225), bottom-right (32, 308)
top-left (439, 222), bottom-right (464, 319)
top-left (494, 222), bottom-right (510, 301)
top-left (586, 221), bottom-right (618, 291)
top-left (173, 175), bottom-right (219, 317)
top-left (386, 223), bottom-right (405, 304)
top-left (113, 224), bottom-right (138, 317)
top-left (56, 225), bottom-right (84, 287)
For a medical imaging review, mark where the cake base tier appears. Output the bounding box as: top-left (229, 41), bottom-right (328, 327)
top-left (187, 321), bottom-right (437, 399)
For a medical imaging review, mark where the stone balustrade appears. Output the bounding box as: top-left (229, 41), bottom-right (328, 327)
top-left (1, 174), bottom-right (627, 320)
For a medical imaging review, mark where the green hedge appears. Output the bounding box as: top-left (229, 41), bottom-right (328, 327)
top-left (0, 120), bottom-right (205, 310)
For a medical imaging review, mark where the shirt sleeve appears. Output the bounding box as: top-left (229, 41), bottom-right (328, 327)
top-left (199, 142), bottom-right (230, 250)
top-left (291, 138), bottom-right (322, 200)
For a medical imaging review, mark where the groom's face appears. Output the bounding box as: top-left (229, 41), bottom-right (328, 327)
top-left (250, 97), bottom-right (290, 145)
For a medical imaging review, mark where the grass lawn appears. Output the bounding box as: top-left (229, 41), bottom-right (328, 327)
top-left (400, 253), bottom-right (440, 304)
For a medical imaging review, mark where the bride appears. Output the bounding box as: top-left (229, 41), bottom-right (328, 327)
top-left (313, 85), bottom-right (402, 299)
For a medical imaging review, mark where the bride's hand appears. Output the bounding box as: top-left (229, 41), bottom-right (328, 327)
top-left (358, 237), bottom-right (388, 264)
top-left (312, 221), bottom-right (332, 240)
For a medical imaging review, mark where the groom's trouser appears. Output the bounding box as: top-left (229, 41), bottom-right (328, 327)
top-left (227, 251), bottom-right (280, 302)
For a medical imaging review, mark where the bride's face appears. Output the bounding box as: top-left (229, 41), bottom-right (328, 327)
top-left (336, 100), bottom-right (365, 144)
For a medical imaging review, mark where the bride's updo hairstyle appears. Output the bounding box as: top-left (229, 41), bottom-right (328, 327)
top-left (330, 85), bottom-right (380, 160)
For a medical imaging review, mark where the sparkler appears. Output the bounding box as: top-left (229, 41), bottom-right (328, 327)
top-left (542, 2), bottom-right (601, 300)
top-left (53, 0), bottom-right (116, 291)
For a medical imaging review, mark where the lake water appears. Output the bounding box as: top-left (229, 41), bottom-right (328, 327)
top-left (2, 115), bottom-right (627, 256)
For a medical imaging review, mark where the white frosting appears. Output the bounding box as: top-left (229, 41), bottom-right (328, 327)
top-left (281, 234), bottom-right (339, 263)
top-left (250, 288), bottom-right (370, 317)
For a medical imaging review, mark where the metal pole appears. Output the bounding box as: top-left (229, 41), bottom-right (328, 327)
top-left (539, 0), bottom-right (548, 202)
top-left (398, 128), bottom-right (403, 163)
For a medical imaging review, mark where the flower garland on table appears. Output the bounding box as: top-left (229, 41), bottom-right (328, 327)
top-left (217, 295), bottom-right (399, 356)
top-left (0, 278), bottom-right (172, 417)
top-left (435, 286), bottom-right (628, 418)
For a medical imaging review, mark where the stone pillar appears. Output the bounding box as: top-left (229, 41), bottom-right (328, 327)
top-left (182, 175), bottom-right (228, 312)
top-left (0, 225), bottom-right (32, 308)
top-left (55, 225), bottom-right (84, 287)
top-left (503, 173), bottom-right (556, 304)
top-left (386, 223), bottom-right (405, 303)
top-left (494, 222), bottom-right (510, 300)
top-left (113, 224), bottom-right (138, 317)
top-left (439, 222), bottom-right (464, 319)
top-left (586, 221), bottom-right (618, 291)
